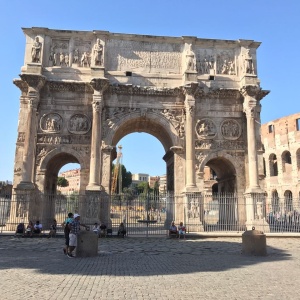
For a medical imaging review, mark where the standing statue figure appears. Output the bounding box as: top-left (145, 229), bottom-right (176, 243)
top-left (185, 44), bottom-right (196, 72)
top-left (93, 38), bottom-right (103, 66)
top-left (244, 49), bottom-right (254, 74)
top-left (31, 36), bottom-right (42, 63)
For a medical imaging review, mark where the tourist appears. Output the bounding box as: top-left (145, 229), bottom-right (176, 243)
top-left (14, 222), bottom-right (25, 236)
top-left (67, 214), bottom-right (88, 258)
top-left (92, 222), bottom-right (100, 236)
top-left (25, 221), bottom-right (34, 237)
top-left (117, 222), bottom-right (126, 237)
top-left (33, 220), bottom-right (43, 235)
top-left (48, 219), bottom-right (57, 238)
top-left (169, 221), bottom-right (178, 237)
top-left (178, 222), bottom-right (186, 239)
top-left (62, 212), bottom-right (73, 255)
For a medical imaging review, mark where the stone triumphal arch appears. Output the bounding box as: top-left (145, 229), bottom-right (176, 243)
top-left (12, 27), bottom-right (269, 230)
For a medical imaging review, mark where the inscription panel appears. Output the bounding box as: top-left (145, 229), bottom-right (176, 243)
top-left (106, 40), bottom-right (182, 73)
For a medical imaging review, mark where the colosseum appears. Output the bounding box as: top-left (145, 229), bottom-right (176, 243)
top-left (261, 112), bottom-right (300, 224)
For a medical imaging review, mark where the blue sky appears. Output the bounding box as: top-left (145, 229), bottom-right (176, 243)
top-left (0, 0), bottom-right (299, 181)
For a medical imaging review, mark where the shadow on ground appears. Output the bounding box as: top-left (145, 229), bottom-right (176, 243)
top-left (0, 236), bottom-right (291, 276)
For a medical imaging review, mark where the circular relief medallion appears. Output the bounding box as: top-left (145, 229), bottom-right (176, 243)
top-left (220, 119), bottom-right (241, 140)
top-left (40, 113), bottom-right (62, 133)
top-left (68, 114), bottom-right (91, 134)
top-left (195, 118), bottom-right (217, 139)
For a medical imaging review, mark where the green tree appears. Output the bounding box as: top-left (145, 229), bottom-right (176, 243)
top-left (57, 177), bottom-right (69, 187)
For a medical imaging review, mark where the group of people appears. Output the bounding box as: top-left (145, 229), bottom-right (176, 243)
top-left (169, 221), bottom-right (186, 239)
top-left (15, 220), bottom-right (44, 237)
top-left (15, 219), bottom-right (57, 238)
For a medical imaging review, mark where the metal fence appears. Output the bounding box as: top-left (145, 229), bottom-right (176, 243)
top-left (1, 191), bottom-right (300, 235)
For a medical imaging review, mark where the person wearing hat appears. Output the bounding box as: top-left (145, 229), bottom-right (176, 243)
top-left (67, 213), bottom-right (88, 258)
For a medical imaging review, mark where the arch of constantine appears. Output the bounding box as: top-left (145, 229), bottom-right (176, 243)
top-left (11, 27), bottom-right (269, 231)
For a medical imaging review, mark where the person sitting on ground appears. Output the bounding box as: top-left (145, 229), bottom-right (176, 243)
top-left (25, 221), bottom-right (34, 237)
top-left (92, 222), bottom-right (100, 236)
top-left (169, 221), bottom-right (178, 237)
top-left (178, 221), bottom-right (186, 239)
top-left (99, 221), bottom-right (107, 237)
top-left (33, 220), bottom-right (43, 235)
top-left (48, 219), bottom-right (57, 238)
top-left (15, 222), bottom-right (25, 236)
top-left (62, 212), bottom-right (73, 255)
top-left (117, 222), bottom-right (126, 237)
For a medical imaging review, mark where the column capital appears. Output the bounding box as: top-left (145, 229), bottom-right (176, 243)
top-left (241, 85), bottom-right (270, 101)
top-left (89, 78), bottom-right (109, 93)
top-left (182, 82), bottom-right (199, 97)
top-left (19, 74), bottom-right (46, 93)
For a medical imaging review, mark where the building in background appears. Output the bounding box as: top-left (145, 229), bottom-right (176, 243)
top-left (261, 112), bottom-right (300, 212)
top-left (58, 169), bottom-right (80, 194)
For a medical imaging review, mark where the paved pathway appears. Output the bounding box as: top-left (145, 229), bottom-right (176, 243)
top-left (0, 235), bottom-right (299, 300)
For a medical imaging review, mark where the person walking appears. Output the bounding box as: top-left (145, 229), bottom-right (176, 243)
top-left (67, 214), bottom-right (88, 258)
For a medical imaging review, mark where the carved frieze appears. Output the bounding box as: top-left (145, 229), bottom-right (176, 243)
top-left (72, 145), bottom-right (90, 156)
top-left (195, 151), bottom-right (205, 174)
top-left (195, 139), bottom-right (245, 150)
top-left (86, 195), bottom-right (99, 218)
top-left (50, 39), bottom-right (70, 67)
top-left (37, 134), bottom-right (91, 145)
top-left (45, 81), bottom-right (93, 93)
top-left (161, 108), bottom-right (185, 138)
top-left (195, 119), bottom-right (217, 139)
top-left (68, 114), bottom-right (91, 134)
top-left (40, 113), bottom-right (63, 133)
top-left (73, 38), bottom-right (92, 67)
top-left (216, 50), bottom-right (236, 75)
top-left (195, 49), bottom-right (215, 74)
top-left (220, 119), bottom-right (242, 140)
top-left (109, 85), bottom-right (182, 97)
top-left (36, 146), bottom-right (50, 165)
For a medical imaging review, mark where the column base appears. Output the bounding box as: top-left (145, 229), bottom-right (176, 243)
top-left (184, 185), bottom-right (199, 193)
top-left (245, 186), bottom-right (263, 194)
top-left (16, 181), bottom-right (36, 190)
top-left (86, 184), bottom-right (104, 191)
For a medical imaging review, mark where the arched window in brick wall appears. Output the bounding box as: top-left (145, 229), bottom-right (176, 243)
top-left (284, 190), bottom-right (293, 212)
top-left (269, 154), bottom-right (278, 176)
top-left (282, 151), bottom-right (292, 173)
top-left (271, 190), bottom-right (279, 212)
top-left (296, 148), bottom-right (300, 172)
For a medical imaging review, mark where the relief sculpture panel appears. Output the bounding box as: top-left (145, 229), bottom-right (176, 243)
top-left (68, 114), bottom-right (91, 134)
top-left (49, 40), bottom-right (70, 67)
top-left (220, 119), bottom-right (241, 140)
top-left (195, 119), bottom-right (217, 139)
top-left (40, 113), bottom-right (63, 133)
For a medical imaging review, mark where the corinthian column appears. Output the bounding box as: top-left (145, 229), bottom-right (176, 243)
top-left (241, 86), bottom-right (262, 193)
top-left (183, 83), bottom-right (198, 191)
top-left (86, 78), bottom-right (109, 191)
top-left (16, 74), bottom-right (45, 190)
